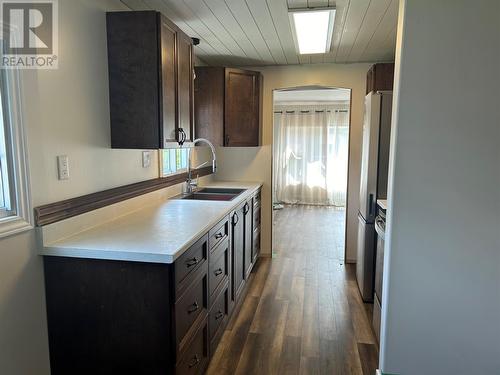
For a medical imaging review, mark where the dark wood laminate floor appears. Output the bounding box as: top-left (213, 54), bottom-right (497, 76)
top-left (207, 205), bottom-right (378, 375)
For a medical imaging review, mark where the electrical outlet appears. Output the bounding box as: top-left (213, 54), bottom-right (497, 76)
top-left (142, 151), bottom-right (151, 168)
top-left (57, 155), bottom-right (69, 180)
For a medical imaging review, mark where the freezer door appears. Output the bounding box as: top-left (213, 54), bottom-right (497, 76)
top-left (356, 214), bottom-right (376, 302)
top-left (359, 92), bottom-right (382, 222)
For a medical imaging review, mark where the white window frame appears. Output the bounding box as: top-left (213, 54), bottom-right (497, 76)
top-left (159, 148), bottom-right (190, 177)
top-left (0, 64), bottom-right (33, 238)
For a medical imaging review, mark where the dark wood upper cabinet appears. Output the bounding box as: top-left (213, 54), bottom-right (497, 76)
top-left (194, 67), bottom-right (261, 147)
top-left (160, 18), bottom-right (178, 144)
top-left (176, 32), bottom-right (194, 144)
top-left (106, 11), bottom-right (194, 149)
top-left (366, 63), bottom-right (395, 94)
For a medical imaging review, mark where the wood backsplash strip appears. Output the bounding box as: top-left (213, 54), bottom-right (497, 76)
top-left (34, 166), bottom-right (213, 226)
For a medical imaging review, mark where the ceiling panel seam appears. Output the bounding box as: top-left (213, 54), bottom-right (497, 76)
top-left (333, 0), bottom-right (351, 62)
top-left (346, 0), bottom-right (372, 61)
top-left (359, 0), bottom-right (394, 61)
top-left (181, 0), bottom-right (243, 57)
top-left (243, 0), bottom-right (279, 64)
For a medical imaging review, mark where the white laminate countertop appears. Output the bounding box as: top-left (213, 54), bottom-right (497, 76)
top-left (39, 182), bottom-right (262, 264)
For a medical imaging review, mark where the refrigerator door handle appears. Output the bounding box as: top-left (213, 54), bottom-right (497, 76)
top-left (369, 194), bottom-right (374, 216)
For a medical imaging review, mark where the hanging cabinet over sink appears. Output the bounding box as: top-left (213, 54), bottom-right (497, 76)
top-left (194, 67), bottom-right (262, 147)
top-left (106, 11), bottom-right (194, 149)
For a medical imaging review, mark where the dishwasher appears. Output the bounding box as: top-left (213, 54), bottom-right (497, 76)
top-left (373, 204), bottom-right (386, 342)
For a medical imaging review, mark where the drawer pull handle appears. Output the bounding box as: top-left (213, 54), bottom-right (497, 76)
top-left (188, 355), bottom-right (200, 368)
top-left (214, 268), bottom-right (223, 276)
top-left (185, 257), bottom-right (198, 267)
top-left (215, 232), bottom-right (224, 239)
top-left (188, 302), bottom-right (199, 314)
top-left (215, 310), bottom-right (224, 320)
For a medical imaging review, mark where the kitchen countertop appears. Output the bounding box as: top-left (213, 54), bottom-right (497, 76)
top-left (39, 181), bottom-right (262, 264)
top-left (377, 199), bottom-right (388, 210)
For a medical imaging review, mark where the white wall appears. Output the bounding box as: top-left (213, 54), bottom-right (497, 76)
top-left (216, 63), bottom-right (373, 261)
top-left (380, 0), bottom-right (500, 374)
top-left (0, 1), bottom-right (208, 373)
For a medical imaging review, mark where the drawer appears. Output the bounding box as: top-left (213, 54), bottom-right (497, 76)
top-left (175, 234), bottom-right (208, 295)
top-left (175, 269), bottom-right (208, 349)
top-left (209, 216), bottom-right (229, 251)
top-left (209, 239), bottom-right (229, 301)
top-left (253, 206), bottom-right (261, 229)
top-left (209, 284), bottom-right (229, 345)
top-left (176, 317), bottom-right (209, 375)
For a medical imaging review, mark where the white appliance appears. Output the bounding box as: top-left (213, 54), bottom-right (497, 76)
top-left (356, 91), bottom-right (393, 302)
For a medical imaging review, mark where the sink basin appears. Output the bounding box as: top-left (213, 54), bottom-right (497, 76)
top-left (178, 187), bottom-right (246, 201)
top-left (181, 192), bottom-right (240, 201)
top-left (197, 188), bottom-right (246, 195)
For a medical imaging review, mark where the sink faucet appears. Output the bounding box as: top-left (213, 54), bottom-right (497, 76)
top-left (183, 138), bottom-right (217, 194)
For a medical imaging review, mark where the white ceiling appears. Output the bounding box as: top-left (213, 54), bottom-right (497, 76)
top-left (120, 0), bottom-right (398, 66)
top-left (274, 88), bottom-right (350, 103)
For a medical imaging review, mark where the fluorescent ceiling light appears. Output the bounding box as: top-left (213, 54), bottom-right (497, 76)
top-left (290, 9), bottom-right (335, 54)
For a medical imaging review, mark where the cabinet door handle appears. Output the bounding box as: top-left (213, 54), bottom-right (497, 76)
top-left (243, 202), bottom-right (250, 214)
top-left (178, 128), bottom-right (187, 146)
top-left (185, 257), bottom-right (198, 268)
top-left (215, 310), bottom-right (224, 320)
top-left (225, 134), bottom-right (230, 146)
top-left (215, 232), bottom-right (224, 239)
top-left (187, 301), bottom-right (199, 314)
top-left (214, 268), bottom-right (223, 276)
top-left (232, 212), bottom-right (239, 226)
top-left (188, 355), bottom-right (200, 368)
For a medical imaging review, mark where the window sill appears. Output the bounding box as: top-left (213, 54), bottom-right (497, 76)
top-left (160, 168), bottom-right (188, 178)
top-left (0, 215), bottom-right (33, 239)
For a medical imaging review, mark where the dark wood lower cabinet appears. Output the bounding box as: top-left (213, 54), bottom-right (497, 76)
top-left (43, 188), bottom-right (261, 375)
top-left (243, 199), bottom-right (253, 279)
top-left (176, 317), bottom-right (209, 375)
top-left (44, 256), bottom-right (176, 375)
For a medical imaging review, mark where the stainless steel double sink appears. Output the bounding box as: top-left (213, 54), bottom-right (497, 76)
top-left (180, 188), bottom-right (246, 201)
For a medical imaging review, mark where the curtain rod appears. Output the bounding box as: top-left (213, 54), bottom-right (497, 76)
top-left (273, 110), bottom-right (349, 114)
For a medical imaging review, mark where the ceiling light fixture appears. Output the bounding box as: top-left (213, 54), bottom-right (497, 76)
top-left (289, 8), bottom-right (336, 55)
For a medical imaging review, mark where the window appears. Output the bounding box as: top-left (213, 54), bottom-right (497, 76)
top-left (0, 67), bottom-right (32, 237)
top-left (160, 148), bottom-right (189, 176)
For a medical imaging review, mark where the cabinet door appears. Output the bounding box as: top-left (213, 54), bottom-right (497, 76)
top-left (224, 69), bottom-right (260, 146)
top-left (243, 200), bottom-right (253, 279)
top-left (177, 32), bottom-right (194, 143)
top-left (231, 207), bottom-right (245, 304)
top-left (160, 18), bottom-right (178, 146)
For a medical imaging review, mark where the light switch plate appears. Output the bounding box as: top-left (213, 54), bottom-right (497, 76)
top-left (142, 151), bottom-right (151, 168)
top-left (57, 155), bottom-right (69, 180)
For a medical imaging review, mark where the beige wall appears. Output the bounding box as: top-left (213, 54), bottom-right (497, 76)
top-left (0, 1), bottom-right (207, 373)
top-left (216, 63), bottom-right (372, 261)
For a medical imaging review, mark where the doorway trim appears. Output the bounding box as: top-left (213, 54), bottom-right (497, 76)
top-left (270, 85), bottom-right (353, 262)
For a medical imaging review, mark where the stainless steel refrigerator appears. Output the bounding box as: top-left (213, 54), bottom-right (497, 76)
top-left (356, 91), bottom-right (393, 302)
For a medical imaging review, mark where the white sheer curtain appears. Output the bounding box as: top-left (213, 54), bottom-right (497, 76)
top-left (273, 103), bottom-right (349, 206)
